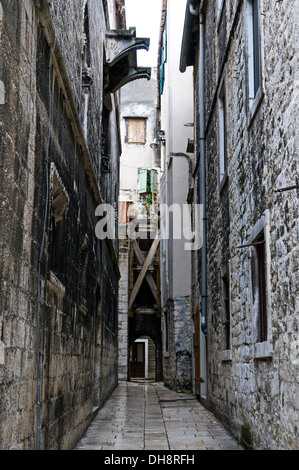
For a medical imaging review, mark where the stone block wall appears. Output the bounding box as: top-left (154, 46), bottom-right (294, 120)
top-left (118, 237), bottom-right (130, 381)
top-left (163, 297), bottom-right (193, 393)
top-left (0, 0), bottom-right (120, 450)
top-left (196, 0), bottom-right (299, 449)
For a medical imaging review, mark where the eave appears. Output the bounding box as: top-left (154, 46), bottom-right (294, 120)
top-left (105, 27), bottom-right (151, 95)
top-left (180, 0), bottom-right (200, 73)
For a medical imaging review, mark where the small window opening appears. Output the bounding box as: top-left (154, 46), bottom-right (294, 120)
top-left (218, 81), bottom-right (227, 183)
top-left (126, 119), bottom-right (147, 145)
top-left (246, 0), bottom-right (261, 106)
top-left (221, 265), bottom-right (231, 351)
top-left (49, 166), bottom-right (69, 283)
top-left (256, 233), bottom-right (267, 343)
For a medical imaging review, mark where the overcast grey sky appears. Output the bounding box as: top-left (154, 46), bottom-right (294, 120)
top-left (125, 0), bottom-right (162, 67)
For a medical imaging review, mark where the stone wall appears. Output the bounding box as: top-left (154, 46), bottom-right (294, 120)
top-left (118, 237), bottom-right (130, 381)
top-left (0, 0), bottom-right (120, 450)
top-left (193, 0), bottom-right (299, 450)
top-left (163, 297), bottom-right (193, 393)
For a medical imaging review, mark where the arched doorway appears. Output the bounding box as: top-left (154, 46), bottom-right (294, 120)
top-left (128, 326), bottom-right (162, 382)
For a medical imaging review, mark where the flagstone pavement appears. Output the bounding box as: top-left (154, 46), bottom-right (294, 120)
top-left (74, 381), bottom-right (244, 451)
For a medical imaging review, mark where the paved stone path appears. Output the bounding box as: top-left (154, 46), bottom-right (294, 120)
top-left (74, 382), bottom-right (243, 451)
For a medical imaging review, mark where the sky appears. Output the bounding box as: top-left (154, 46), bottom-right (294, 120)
top-left (125, 0), bottom-right (162, 67)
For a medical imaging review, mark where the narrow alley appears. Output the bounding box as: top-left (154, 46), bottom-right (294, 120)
top-left (0, 0), bottom-right (298, 452)
top-left (74, 382), bottom-right (243, 451)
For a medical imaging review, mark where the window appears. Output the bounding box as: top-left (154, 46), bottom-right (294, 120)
top-left (221, 264), bottom-right (231, 355)
top-left (81, 5), bottom-right (93, 137)
top-left (250, 210), bottom-right (272, 358)
top-left (218, 78), bottom-right (227, 184)
top-left (119, 201), bottom-right (132, 224)
top-left (79, 233), bottom-right (89, 312)
top-left (49, 164), bottom-right (69, 285)
top-left (126, 118), bottom-right (147, 145)
top-left (255, 233), bottom-right (267, 343)
top-left (138, 169), bottom-right (158, 194)
top-left (246, 0), bottom-right (262, 110)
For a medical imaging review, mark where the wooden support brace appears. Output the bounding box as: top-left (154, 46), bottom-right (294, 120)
top-left (133, 241), bottom-right (158, 301)
top-left (129, 236), bottom-right (160, 310)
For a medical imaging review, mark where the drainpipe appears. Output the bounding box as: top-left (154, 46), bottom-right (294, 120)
top-left (199, 9), bottom-right (207, 336)
top-left (190, 1), bottom-right (207, 336)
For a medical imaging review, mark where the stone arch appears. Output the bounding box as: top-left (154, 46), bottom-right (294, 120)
top-left (128, 319), bottom-right (163, 382)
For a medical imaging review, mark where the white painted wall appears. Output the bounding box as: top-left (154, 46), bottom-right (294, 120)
top-left (120, 70), bottom-right (158, 193)
top-left (160, 0), bottom-right (194, 301)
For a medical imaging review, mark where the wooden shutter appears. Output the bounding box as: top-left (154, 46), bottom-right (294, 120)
top-left (151, 170), bottom-right (158, 193)
top-left (119, 201), bottom-right (131, 224)
top-left (138, 169), bottom-right (148, 193)
top-left (128, 119), bottom-right (146, 144)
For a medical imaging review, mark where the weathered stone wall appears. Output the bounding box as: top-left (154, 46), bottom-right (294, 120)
top-left (147, 336), bottom-right (156, 380)
top-left (163, 297), bottom-right (193, 393)
top-left (194, 0), bottom-right (299, 450)
top-left (118, 237), bottom-right (130, 381)
top-left (0, 0), bottom-right (120, 450)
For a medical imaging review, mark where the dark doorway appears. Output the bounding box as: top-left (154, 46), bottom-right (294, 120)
top-left (130, 341), bottom-right (145, 378)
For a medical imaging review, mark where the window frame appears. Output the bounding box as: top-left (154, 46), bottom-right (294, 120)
top-left (245, 0), bottom-right (264, 125)
top-left (125, 118), bottom-right (147, 145)
top-left (48, 163), bottom-right (69, 295)
top-left (221, 262), bottom-right (232, 361)
top-left (217, 72), bottom-right (228, 187)
top-left (249, 210), bottom-right (273, 359)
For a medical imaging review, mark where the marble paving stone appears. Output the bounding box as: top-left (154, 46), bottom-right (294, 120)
top-left (74, 382), bottom-right (244, 451)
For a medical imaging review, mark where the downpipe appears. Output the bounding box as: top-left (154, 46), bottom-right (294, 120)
top-left (199, 11), bottom-right (207, 337)
top-left (190, 1), bottom-right (207, 336)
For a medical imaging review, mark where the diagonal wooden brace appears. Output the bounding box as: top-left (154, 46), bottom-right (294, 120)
top-left (129, 236), bottom-right (160, 310)
top-left (133, 241), bottom-right (158, 301)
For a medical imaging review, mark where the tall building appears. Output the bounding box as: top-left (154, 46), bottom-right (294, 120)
top-left (157, 0), bottom-right (195, 393)
top-left (179, 0), bottom-right (299, 450)
top-left (0, 0), bottom-right (150, 450)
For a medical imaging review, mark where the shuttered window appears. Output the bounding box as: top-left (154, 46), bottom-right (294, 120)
top-left (256, 234), bottom-right (267, 343)
top-left (126, 119), bottom-right (146, 144)
top-left (218, 79), bottom-right (227, 183)
top-left (151, 170), bottom-right (158, 193)
top-left (119, 201), bottom-right (132, 224)
top-left (138, 169), bottom-right (148, 193)
top-left (138, 169), bottom-right (158, 194)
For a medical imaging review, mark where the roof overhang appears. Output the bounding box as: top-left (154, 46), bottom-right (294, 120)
top-left (180, 0), bottom-right (200, 73)
top-left (105, 27), bottom-right (151, 95)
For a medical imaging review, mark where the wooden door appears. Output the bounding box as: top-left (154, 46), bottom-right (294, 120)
top-left (130, 342), bottom-right (145, 378)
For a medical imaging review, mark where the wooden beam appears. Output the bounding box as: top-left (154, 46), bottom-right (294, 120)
top-left (129, 236), bottom-right (160, 310)
top-left (133, 241), bottom-right (157, 301)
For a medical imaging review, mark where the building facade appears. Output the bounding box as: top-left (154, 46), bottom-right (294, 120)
top-left (0, 0), bottom-right (149, 450)
top-left (180, 0), bottom-right (299, 450)
top-left (157, 0), bottom-right (195, 393)
top-left (118, 69), bottom-right (163, 383)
